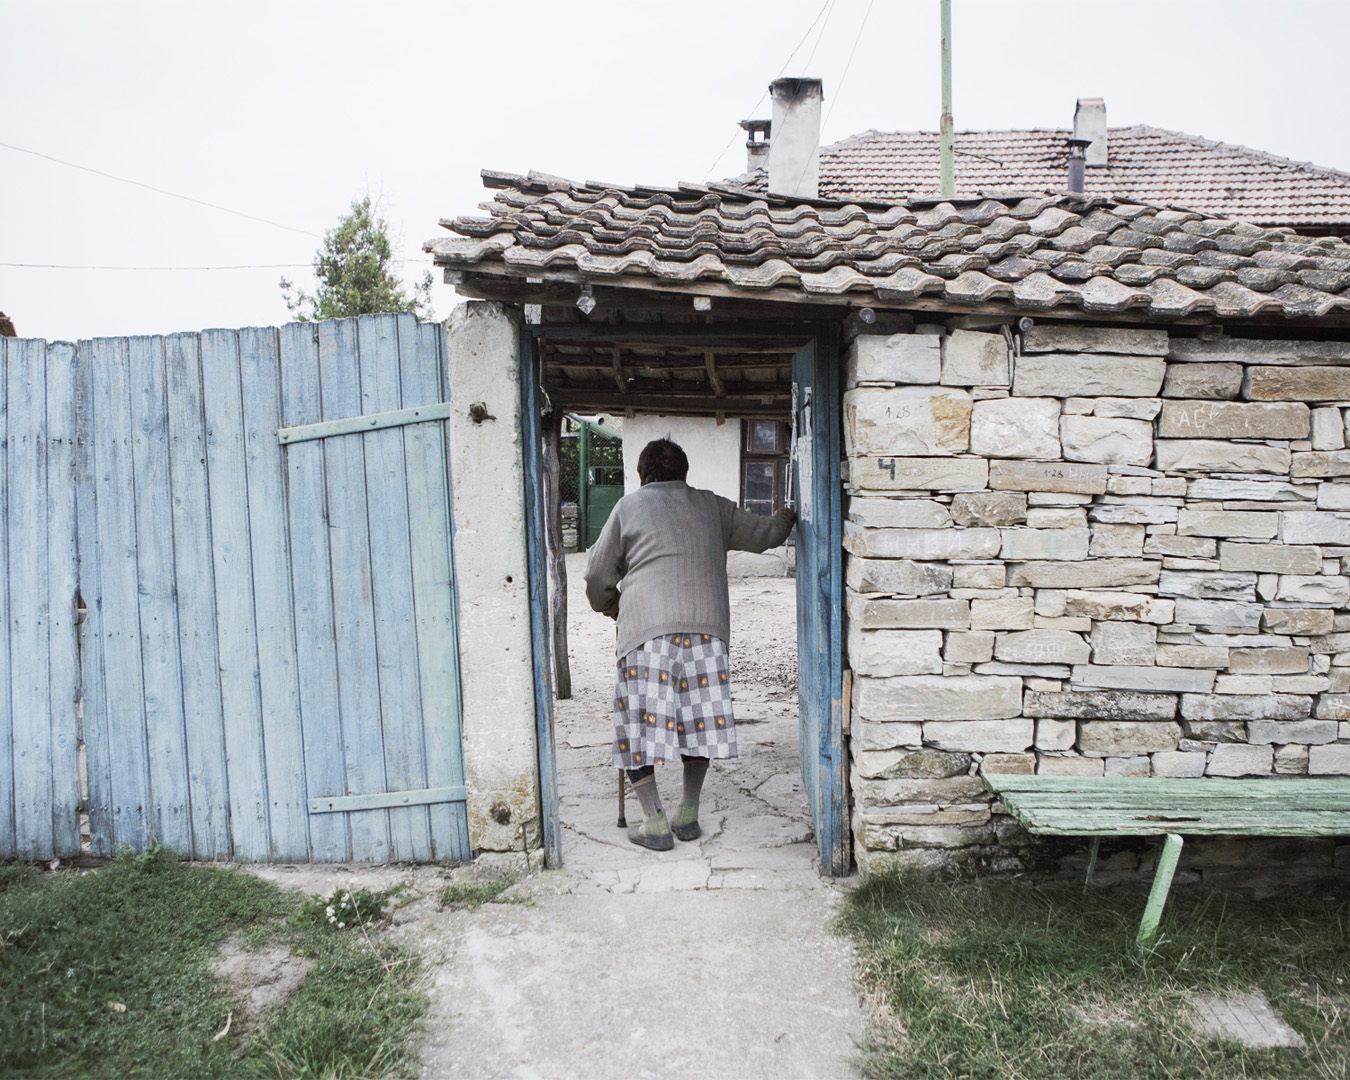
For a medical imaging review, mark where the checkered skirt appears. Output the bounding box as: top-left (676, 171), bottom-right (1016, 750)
top-left (612, 633), bottom-right (737, 768)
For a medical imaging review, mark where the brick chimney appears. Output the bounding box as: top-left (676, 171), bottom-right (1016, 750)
top-left (768, 77), bottom-right (822, 198)
top-left (1073, 97), bottom-right (1107, 167)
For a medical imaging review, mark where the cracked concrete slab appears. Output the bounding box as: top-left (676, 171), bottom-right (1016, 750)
top-left (1191, 990), bottom-right (1307, 1049)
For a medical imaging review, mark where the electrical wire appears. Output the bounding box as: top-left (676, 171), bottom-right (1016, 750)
top-left (1, 257), bottom-right (425, 272)
top-left (0, 139), bottom-right (321, 238)
top-left (821, 0), bottom-right (875, 134)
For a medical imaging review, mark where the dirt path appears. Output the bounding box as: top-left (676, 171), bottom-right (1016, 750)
top-left (250, 554), bottom-right (864, 1078)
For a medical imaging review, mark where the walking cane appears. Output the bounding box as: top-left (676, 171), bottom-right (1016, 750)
top-left (616, 769), bottom-right (627, 828)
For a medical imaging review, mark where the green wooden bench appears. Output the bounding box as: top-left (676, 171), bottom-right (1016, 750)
top-left (981, 774), bottom-right (1350, 947)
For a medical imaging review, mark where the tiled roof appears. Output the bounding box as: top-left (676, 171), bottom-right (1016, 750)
top-left (737, 127), bottom-right (1350, 231)
top-left (427, 170), bottom-right (1350, 321)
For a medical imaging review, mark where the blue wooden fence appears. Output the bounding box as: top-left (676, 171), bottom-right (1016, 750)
top-left (1, 314), bottom-right (470, 863)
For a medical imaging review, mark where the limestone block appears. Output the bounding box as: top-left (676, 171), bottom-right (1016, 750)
top-left (849, 774), bottom-right (986, 804)
top-left (850, 455), bottom-right (989, 492)
top-left (1243, 365), bottom-right (1350, 401)
top-left (1315, 695), bottom-right (1350, 719)
top-left (968, 397), bottom-right (1061, 459)
top-left (844, 521), bottom-right (1000, 560)
top-left (854, 747), bottom-right (972, 779)
top-left (1181, 694), bottom-right (1313, 721)
top-left (1154, 440), bottom-right (1291, 474)
top-left (1274, 743), bottom-right (1310, 774)
top-left (1290, 451), bottom-right (1350, 478)
top-left (1104, 756), bottom-right (1151, 777)
top-left (975, 662), bottom-right (1073, 678)
top-left (1023, 688), bottom-right (1178, 720)
top-left (1218, 675), bottom-right (1276, 695)
top-left (848, 626), bottom-right (944, 677)
top-left (1312, 407), bottom-right (1346, 451)
top-left (1022, 325), bottom-right (1169, 355)
top-left (853, 674), bottom-right (1023, 720)
top-left (1161, 362), bottom-right (1243, 399)
top-left (1073, 665), bottom-right (1215, 693)
top-left (999, 527), bottom-right (1090, 561)
top-left (951, 491), bottom-right (1028, 526)
top-left (981, 752), bottom-right (1036, 774)
top-left (952, 564), bottom-right (1006, 589)
top-left (1207, 743), bottom-right (1274, 777)
top-left (1008, 559), bottom-right (1159, 589)
top-left (1145, 535), bottom-right (1217, 557)
top-left (844, 386), bottom-right (973, 457)
top-left (988, 459), bottom-right (1108, 495)
top-left (1220, 542), bottom-right (1323, 575)
top-left (1088, 504), bottom-right (1179, 525)
top-left (1014, 353), bottom-right (1165, 397)
top-left (1158, 570), bottom-right (1258, 601)
top-left (1155, 645), bottom-right (1228, 668)
top-left (1090, 524), bottom-right (1146, 557)
top-left (1189, 479), bottom-right (1316, 502)
top-left (1246, 720), bottom-right (1338, 745)
top-left (1091, 622), bottom-right (1157, 666)
top-left (1034, 718), bottom-right (1076, 750)
top-left (1060, 415), bottom-right (1153, 465)
top-left (1173, 598), bottom-right (1264, 630)
top-left (1275, 575), bottom-right (1350, 606)
top-left (1273, 675), bottom-right (1331, 693)
top-left (945, 630), bottom-right (995, 663)
top-left (1079, 720), bottom-right (1181, 754)
top-left (1027, 508), bottom-right (1088, 530)
top-left (846, 332), bottom-right (942, 385)
top-left (1153, 477), bottom-right (1188, 496)
top-left (1059, 590), bottom-right (1175, 623)
top-left (856, 720), bottom-right (926, 750)
top-left (1281, 511), bottom-right (1350, 545)
top-left (1228, 646), bottom-right (1310, 674)
top-left (1309, 744), bottom-right (1350, 775)
top-left (941, 329), bottom-right (1010, 386)
top-left (970, 596), bottom-right (1035, 630)
top-left (848, 497), bottom-right (951, 528)
top-left (1177, 511), bottom-right (1278, 539)
top-left (1317, 484), bottom-right (1350, 511)
top-left (994, 629), bottom-right (1090, 665)
top-left (1169, 338), bottom-right (1350, 366)
top-left (847, 592), bottom-right (971, 630)
top-left (846, 557), bottom-right (954, 596)
top-left (1152, 751), bottom-right (1208, 777)
top-left (1036, 754), bottom-right (1105, 776)
top-left (1158, 400), bottom-right (1309, 440)
top-left (923, 719), bottom-right (1034, 752)
top-left (1094, 398), bottom-right (1163, 420)
top-left (1182, 717), bottom-right (1247, 742)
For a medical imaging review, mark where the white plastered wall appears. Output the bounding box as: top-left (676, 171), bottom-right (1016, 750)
top-left (445, 301), bottom-right (541, 858)
top-left (622, 415), bottom-right (742, 500)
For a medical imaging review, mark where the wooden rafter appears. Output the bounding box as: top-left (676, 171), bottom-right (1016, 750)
top-left (704, 349), bottom-right (726, 397)
top-left (611, 348), bottom-right (626, 395)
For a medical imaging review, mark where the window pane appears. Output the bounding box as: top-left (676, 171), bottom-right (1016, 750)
top-left (744, 462), bottom-right (774, 503)
top-left (749, 420), bottom-right (779, 452)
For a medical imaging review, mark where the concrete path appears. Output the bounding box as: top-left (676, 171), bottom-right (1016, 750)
top-left (413, 557), bottom-right (865, 1079)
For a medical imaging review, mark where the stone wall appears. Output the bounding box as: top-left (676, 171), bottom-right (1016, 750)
top-left (845, 322), bottom-right (1350, 881)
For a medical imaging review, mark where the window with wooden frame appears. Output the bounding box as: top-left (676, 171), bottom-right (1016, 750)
top-left (740, 419), bottom-right (789, 517)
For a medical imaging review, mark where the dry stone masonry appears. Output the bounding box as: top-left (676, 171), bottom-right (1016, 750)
top-left (844, 323), bottom-right (1350, 875)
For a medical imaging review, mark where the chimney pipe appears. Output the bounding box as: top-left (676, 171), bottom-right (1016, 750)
top-left (1073, 97), bottom-right (1107, 167)
top-left (740, 119), bottom-right (771, 176)
top-left (767, 77), bottom-right (822, 198)
top-left (1067, 138), bottom-right (1090, 194)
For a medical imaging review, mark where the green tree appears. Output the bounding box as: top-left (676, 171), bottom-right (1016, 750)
top-left (280, 195), bottom-right (433, 321)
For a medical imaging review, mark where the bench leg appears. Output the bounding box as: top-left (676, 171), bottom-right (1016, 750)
top-left (1083, 837), bottom-right (1101, 899)
top-left (1136, 833), bottom-right (1184, 948)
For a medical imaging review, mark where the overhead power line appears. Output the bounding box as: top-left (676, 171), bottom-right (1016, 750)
top-left (0, 139), bottom-right (321, 239)
top-left (1, 257), bottom-right (425, 273)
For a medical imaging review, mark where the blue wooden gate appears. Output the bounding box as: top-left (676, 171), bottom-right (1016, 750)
top-left (1, 314), bottom-right (471, 863)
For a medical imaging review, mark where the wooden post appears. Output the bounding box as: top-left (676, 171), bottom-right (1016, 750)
top-left (1136, 833), bottom-right (1184, 948)
top-left (543, 411), bottom-right (572, 699)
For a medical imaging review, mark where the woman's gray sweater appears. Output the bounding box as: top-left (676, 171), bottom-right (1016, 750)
top-left (584, 480), bottom-right (794, 658)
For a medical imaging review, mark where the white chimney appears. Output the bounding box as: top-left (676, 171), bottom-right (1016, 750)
top-left (740, 119), bottom-right (771, 175)
top-left (1073, 97), bottom-right (1107, 167)
top-left (768, 77), bottom-right (822, 198)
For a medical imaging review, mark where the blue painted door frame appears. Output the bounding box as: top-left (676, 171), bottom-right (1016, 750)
top-left (520, 321), bottom-right (846, 875)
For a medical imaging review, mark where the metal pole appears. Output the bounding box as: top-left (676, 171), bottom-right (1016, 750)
top-left (577, 420), bottom-right (590, 552)
top-left (939, 0), bottom-right (955, 198)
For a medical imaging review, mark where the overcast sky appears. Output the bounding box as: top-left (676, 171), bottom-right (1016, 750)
top-left (6, 0), bottom-right (1350, 342)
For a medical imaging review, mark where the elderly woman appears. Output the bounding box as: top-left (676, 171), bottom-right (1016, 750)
top-left (585, 438), bottom-right (796, 850)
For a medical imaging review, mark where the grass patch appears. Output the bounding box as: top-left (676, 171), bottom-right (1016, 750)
top-left (0, 849), bottom-right (425, 1078)
top-left (439, 875), bottom-right (519, 910)
top-left (841, 873), bottom-right (1350, 1080)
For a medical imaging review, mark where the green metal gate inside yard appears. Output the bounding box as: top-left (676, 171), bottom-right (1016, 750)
top-left (0, 314), bottom-right (470, 863)
top-left (575, 418), bottom-right (623, 550)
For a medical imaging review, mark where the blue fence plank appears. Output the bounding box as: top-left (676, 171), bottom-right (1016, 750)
top-left (279, 321), bottom-right (349, 862)
top-left (46, 341), bottom-right (81, 857)
top-left (318, 318), bottom-right (389, 862)
top-left (127, 335), bottom-right (193, 854)
top-left (201, 328), bottom-right (271, 860)
top-left (358, 314), bottom-right (430, 861)
top-left (0, 340), bottom-right (12, 856)
top-left (403, 317), bottom-right (470, 861)
top-left (89, 336), bottom-right (152, 852)
top-left (164, 331), bottom-right (231, 859)
top-left (239, 325), bottom-right (310, 861)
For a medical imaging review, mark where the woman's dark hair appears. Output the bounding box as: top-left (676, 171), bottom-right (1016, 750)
top-left (637, 438), bottom-right (689, 485)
